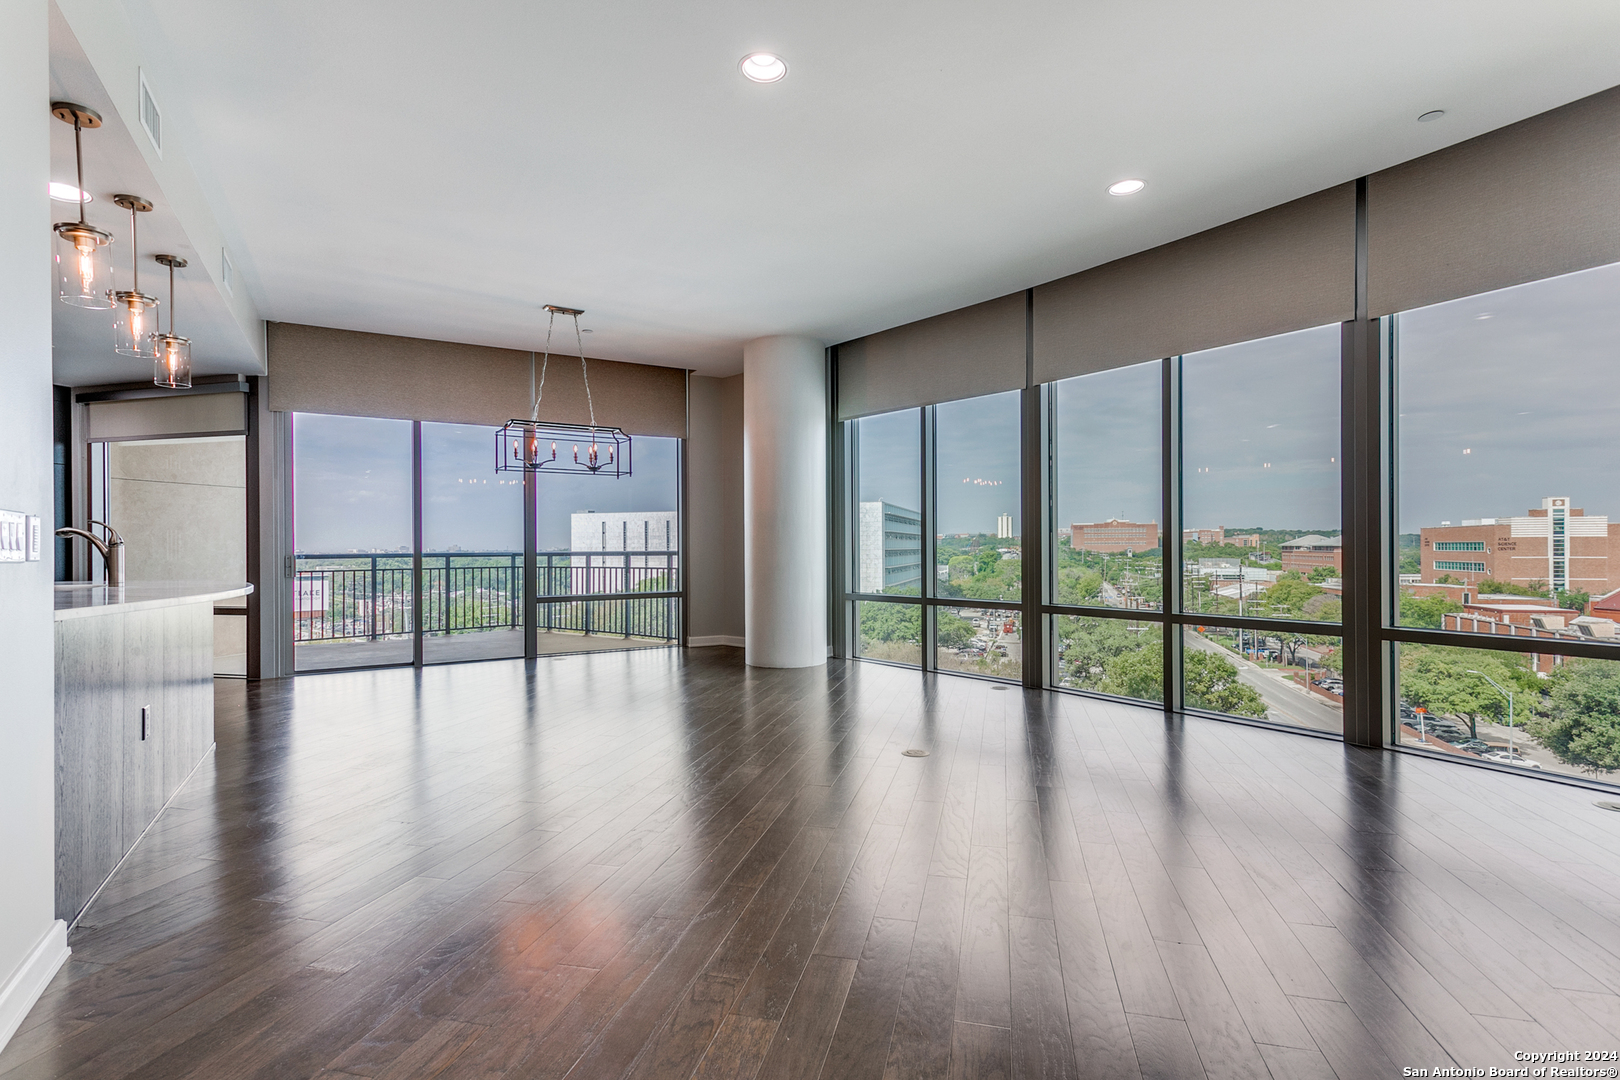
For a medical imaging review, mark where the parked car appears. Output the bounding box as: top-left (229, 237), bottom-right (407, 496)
top-left (1456, 739), bottom-right (1492, 755)
top-left (1484, 752), bottom-right (1541, 769)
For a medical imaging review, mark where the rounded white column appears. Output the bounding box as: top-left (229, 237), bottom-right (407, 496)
top-left (743, 335), bottom-right (827, 668)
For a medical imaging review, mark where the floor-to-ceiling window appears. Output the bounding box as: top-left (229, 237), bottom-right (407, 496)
top-left (1048, 360), bottom-right (1163, 699)
top-left (533, 433), bottom-right (682, 652)
top-left (292, 413), bottom-right (684, 670)
top-left (842, 390), bottom-right (1024, 684)
top-left (934, 391), bottom-right (1023, 680)
top-left (421, 421), bottom-right (524, 663)
top-left (851, 408), bottom-right (922, 666)
top-left (1388, 261), bottom-right (1620, 779)
top-left (1179, 325), bottom-right (1344, 734)
top-left (291, 414), bottom-right (416, 671)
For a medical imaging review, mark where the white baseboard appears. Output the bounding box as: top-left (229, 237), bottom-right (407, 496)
top-left (0, 920), bottom-right (68, 1056)
top-left (687, 635), bottom-right (745, 648)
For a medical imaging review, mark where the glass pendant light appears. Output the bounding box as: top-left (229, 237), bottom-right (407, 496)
top-left (111, 195), bottom-right (160, 358)
top-left (152, 255), bottom-right (191, 389)
top-left (50, 102), bottom-right (113, 308)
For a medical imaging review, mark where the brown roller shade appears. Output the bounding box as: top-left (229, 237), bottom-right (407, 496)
top-left (1033, 184), bottom-right (1356, 384)
top-left (1368, 85), bottom-right (1620, 317)
top-left (85, 392), bottom-right (246, 440)
top-left (266, 322), bottom-right (687, 438)
top-left (835, 292), bottom-right (1026, 420)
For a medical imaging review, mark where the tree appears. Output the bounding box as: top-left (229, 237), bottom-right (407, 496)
top-left (1556, 589), bottom-right (1591, 613)
top-left (1480, 578), bottom-right (1547, 599)
top-left (1099, 644), bottom-right (1164, 701)
top-left (1056, 569), bottom-right (1104, 606)
top-left (936, 610), bottom-right (975, 649)
top-left (1527, 660), bottom-right (1620, 774)
top-left (1399, 592), bottom-right (1464, 629)
top-left (1301, 594), bottom-right (1342, 622)
top-left (1264, 573), bottom-right (1322, 616)
top-left (1184, 649), bottom-right (1267, 717)
top-left (1397, 645), bottom-right (1535, 738)
top-left (1307, 566), bottom-right (1336, 584)
top-left (859, 603), bottom-right (920, 647)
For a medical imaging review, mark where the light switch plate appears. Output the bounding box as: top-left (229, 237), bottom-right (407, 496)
top-left (0, 509), bottom-right (25, 563)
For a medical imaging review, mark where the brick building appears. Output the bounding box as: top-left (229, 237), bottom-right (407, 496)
top-left (1280, 534), bottom-right (1342, 574)
top-left (1419, 496), bottom-right (1620, 594)
top-left (1069, 519), bottom-right (1158, 554)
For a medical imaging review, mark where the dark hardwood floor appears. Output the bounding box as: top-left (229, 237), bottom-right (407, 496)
top-left (5, 648), bottom-right (1620, 1080)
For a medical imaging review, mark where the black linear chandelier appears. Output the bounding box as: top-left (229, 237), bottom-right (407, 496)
top-left (497, 305), bottom-right (631, 478)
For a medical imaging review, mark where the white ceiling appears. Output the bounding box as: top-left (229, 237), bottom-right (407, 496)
top-left (49, 9), bottom-right (263, 385)
top-left (88, 0), bottom-right (1620, 376)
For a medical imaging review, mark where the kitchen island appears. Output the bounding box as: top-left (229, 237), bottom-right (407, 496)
top-left (55, 581), bottom-right (252, 925)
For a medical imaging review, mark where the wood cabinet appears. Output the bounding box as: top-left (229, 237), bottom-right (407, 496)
top-left (55, 600), bottom-right (215, 925)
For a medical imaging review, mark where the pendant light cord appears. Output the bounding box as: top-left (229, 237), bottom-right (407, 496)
top-left (168, 261), bottom-right (175, 333)
top-left (130, 206), bottom-right (139, 292)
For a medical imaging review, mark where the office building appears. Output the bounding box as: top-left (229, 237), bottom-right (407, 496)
top-left (857, 500), bottom-right (922, 593)
top-left (5, 9), bottom-right (1620, 1078)
top-left (1070, 518), bottom-right (1158, 553)
top-left (1420, 496), bottom-right (1620, 593)
top-left (1280, 533), bottom-right (1343, 573)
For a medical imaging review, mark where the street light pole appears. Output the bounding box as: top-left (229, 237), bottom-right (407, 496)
top-left (1465, 669), bottom-right (1515, 759)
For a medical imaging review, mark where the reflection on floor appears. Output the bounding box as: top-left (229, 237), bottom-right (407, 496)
top-left (6, 652), bottom-right (1619, 1080)
top-left (294, 629), bottom-right (671, 670)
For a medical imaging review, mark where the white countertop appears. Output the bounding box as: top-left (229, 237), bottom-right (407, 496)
top-left (54, 581), bottom-right (254, 621)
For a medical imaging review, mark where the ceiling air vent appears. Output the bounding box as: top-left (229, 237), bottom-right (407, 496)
top-left (138, 69), bottom-right (162, 156)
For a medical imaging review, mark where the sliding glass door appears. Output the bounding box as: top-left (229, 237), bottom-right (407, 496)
top-left (533, 434), bottom-right (682, 653)
top-left (421, 421), bottom-right (525, 663)
top-left (291, 412), bottom-right (683, 671)
top-left (291, 414), bottom-right (416, 671)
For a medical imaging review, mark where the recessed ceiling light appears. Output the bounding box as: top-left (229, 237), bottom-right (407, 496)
top-left (49, 182), bottom-right (90, 203)
top-left (740, 53), bottom-right (787, 83)
top-left (1108, 178), bottom-right (1146, 196)
top-left (1418, 110), bottom-right (1446, 123)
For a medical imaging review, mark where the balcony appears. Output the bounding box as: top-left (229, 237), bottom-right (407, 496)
top-left (294, 550), bottom-right (680, 670)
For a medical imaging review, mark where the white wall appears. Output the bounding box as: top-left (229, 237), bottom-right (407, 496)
top-left (0, 0), bottom-right (70, 1051)
top-left (686, 373), bottom-right (744, 646)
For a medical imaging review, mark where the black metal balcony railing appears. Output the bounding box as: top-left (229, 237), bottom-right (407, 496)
top-left (294, 550), bottom-right (680, 644)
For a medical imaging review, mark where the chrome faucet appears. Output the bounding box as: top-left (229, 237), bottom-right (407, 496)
top-left (56, 521), bottom-right (126, 586)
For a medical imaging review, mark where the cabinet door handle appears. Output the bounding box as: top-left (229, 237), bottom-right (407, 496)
top-left (140, 705), bottom-right (149, 741)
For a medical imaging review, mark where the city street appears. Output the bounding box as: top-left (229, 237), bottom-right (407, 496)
top-left (1184, 632), bottom-right (1344, 733)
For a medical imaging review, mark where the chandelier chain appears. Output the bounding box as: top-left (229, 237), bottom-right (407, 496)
top-left (530, 309), bottom-right (556, 422)
top-left (574, 313), bottom-right (596, 428)
top-left (529, 309), bottom-right (597, 429)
